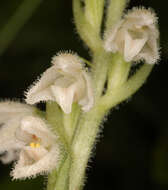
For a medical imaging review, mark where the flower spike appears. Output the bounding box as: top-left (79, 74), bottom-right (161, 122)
top-left (104, 7), bottom-right (160, 64)
top-left (25, 52), bottom-right (94, 114)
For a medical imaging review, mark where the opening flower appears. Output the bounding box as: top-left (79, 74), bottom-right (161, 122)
top-left (104, 7), bottom-right (160, 64)
top-left (0, 102), bottom-right (59, 179)
top-left (25, 53), bottom-right (94, 114)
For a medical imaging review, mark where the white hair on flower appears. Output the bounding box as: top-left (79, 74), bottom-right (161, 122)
top-left (0, 101), bottom-right (60, 179)
top-left (0, 101), bottom-right (35, 163)
top-left (104, 7), bottom-right (160, 64)
top-left (25, 52), bottom-right (94, 114)
top-left (11, 116), bottom-right (60, 179)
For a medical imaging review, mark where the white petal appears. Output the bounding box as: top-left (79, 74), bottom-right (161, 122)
top-left (78, 72), bottom-right (94, 112)
top-left (124, 31), bottom-right (148, 62)
top-left (51, 53), bottom-right (83, 76)
top-left (0, 101), bottom-right (35, 163)
top-left (22, 147), bottom-right (48, 162)
top-left (51, 84), bottom-right (76, 114)
top-left (0, 101), bottom-right (34, 124)
top-left (15, 126), bottom-right (34, 144)
top-left (0, 118), bottom-right (25, 154)
top-left (25, 66), bottom-right (61, 104)
top-left (19, 116), bottom-right (57, 146)
top-left (125, 7), bottom-right (157, 26)
top-left (11, 145), bottom-right (59, 179)
top-left (135, 41), bottom-right (160, 64)
top-left (104, 20), bottom-right (123, 52)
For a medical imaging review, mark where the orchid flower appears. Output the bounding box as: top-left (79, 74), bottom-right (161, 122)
top-left (104, 7), bottom-right (160, 64)
top-left (0, 101), bottom-right (35, 164)
top-left (0, 101), bottom-right (59, 179)
top-left (25, 53), bottom-right (94, 114)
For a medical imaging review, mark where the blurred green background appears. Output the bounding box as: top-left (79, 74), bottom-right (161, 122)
top-left (0, 0), bottom-right (168, 189)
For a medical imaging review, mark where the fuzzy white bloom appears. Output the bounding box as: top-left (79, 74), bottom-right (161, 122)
top-left (25, 53), bottom-right (94, 114)
top-left (0, 101), bottom-right (59, 179)
top-left (104, 7), bottom-right (160, 64)
top-left (0, 101), bottom-right (35, 163)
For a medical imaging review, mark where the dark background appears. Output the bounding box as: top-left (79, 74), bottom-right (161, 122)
top-left (0, 0), bottom-right (167, 189)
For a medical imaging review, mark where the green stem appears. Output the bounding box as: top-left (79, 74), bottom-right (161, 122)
top-left (92, 50), bottom-right (110, 99)
top-left (0, 0), bottom-right (43, 55)
top-left (85, 0), bottom-right (105, 34)
top-left (46, 102), bottom-right (64, 141)
top-left (80, 57), bottom-right (92, 67)
top-left (47, 170), bottom-right (57, 190)
top-left (68, 49), bottom-right (110, 190)
top-left (105, 0), bottom-right (128, 32)
top-left (34, 108), bottom-right (46, 118)
top-left (53, 155), bottom-right (71, 190)
top-left (73, 0), bottom-right (102, 51)
top-left (63, 103), bottom-right (81, 143)
top-left (69, 106), bottom-right (106, 190)
top-left (102, 64), bottom-right (154, 110)
top-left (46, 102), bottom-right (69, 190)
top-left (107, 53), bottom-right (131, 90)
top-left (47, 102), bottom-right (80, 190)
top-left (47, 154), bottom-right (71, 190)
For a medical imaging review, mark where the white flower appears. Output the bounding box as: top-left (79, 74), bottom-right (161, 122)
top-left (104, 7), bottom-right (160, 64)
top-left (0, 101), bottom-right (59, 179)
top-left (0, 101), bottom-right (35, 164)
top-left (25, 53), bottom-right (94, 114)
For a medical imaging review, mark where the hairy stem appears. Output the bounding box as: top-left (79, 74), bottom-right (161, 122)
top-left (92, 50), bottom-right (110, 99)
top-left (85, 0), bottom-right (105, 34)
top-left (102, 64), bottom-right (154, 110)
top-left (53, 155), bottom-right (71, 190)
top-left (73, 0), bottom-right (102, 51)
top-left (68, 48), bottom-right (110, 189)
top-left (105, 0), bottom-right (128, 32)
top-left (107, 53), bottom-right (131, 90)
top-left (63, 104), bottom-right (81, 143)
top-left (69, 106), bottom-right (106, 190)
